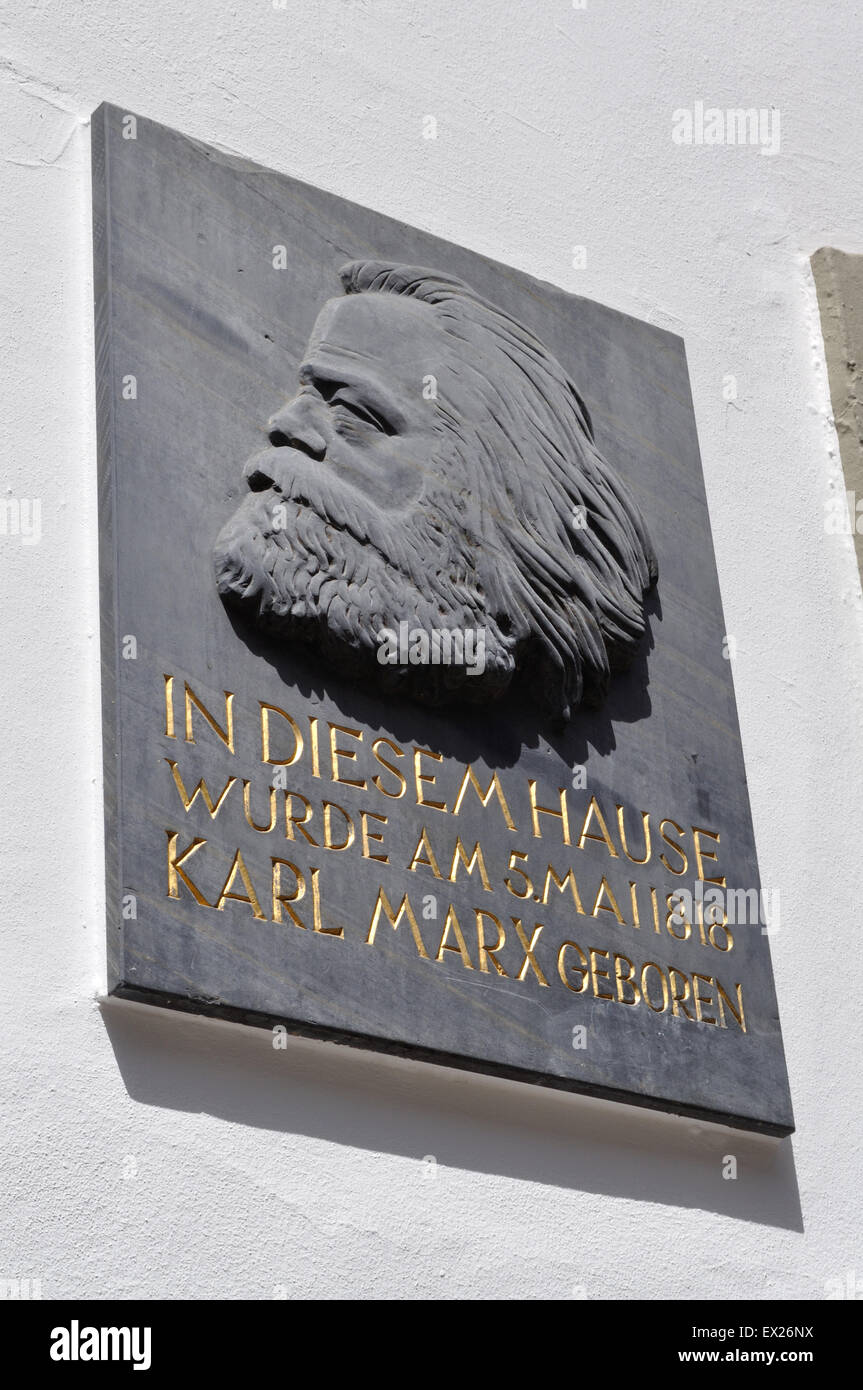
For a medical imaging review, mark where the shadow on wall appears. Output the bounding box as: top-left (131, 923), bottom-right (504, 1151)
top-left (100, 996), bottom-right (802, 1233)
top-left (220, 587), bottom-right (661, 770)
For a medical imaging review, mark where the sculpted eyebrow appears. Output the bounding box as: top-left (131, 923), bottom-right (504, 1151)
top-left (299, 361), bottom-right (406, 430)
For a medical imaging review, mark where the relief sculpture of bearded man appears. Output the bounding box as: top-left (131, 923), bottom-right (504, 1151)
top-left (214, 261), bottom-right (658, 721)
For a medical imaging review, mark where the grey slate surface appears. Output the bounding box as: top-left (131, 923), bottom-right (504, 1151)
top-left (93, 103), bottom-right (794, 1136)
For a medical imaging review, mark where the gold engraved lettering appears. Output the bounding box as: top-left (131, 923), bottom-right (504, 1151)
top-left (512, 919), bottom-right (548, 985)
top-left (164, 674), bottom-right (175, 738)
top-left (371, 737), bottom-right (406, 798)
top-left (589, 947), bottom-right (614, 1000)
top-left (166, 760), bottom-right (236, 818)
top-left (577, 797), bottom-right (619, 858)
top-left (557, 941), bottom-right (589, 993)
top-left (435, 907), bottom-right (474, 970)
top-left (475, 910), bottom-right (508, 976)
top-left (452, 765), bottom-right (516, 831)
top-left (692, 972), bottom-right (717, 1025)
top-left (617, 805), bottom-right (651, 864)
top-left (183, 683), bottom-right (235, 753)
top-left (448, 838), bottom-right (492, 892)
top-left (215, 849), bottom-right (266, 919)
top-left (659, 818), bottom-right (688, 875)
top-left (716, 980), bottom-right (746, 1032)
top-left (669, 966), bottom-right (695, 1020)
top-left (528, 780), bottom-right (570, 844)
top-left (166, 831), bottom-right (210, 905)
top-left (242, 780), bottom-right (278, 833)
top-left (329, 723), bottom-right (366, 788)
top-left (360, 810), bottom-right (388, 863)
top-left (614, 953), bottom-right (640, 1005)
top-left (591, 876), bottom-right (625, 923)
top-left (367, 889), bottom-right (429, 958)
top-left (640, 961), bottom-right (669, 1013)
top-left (322, 801), bottom-right (354, 851)
top-left (408, 828), bottom-right (443, 878)
top-left (539, 864), bottom-right (585, 914)
top-left (260, 703), bottom-right (303, 766)
top-left (284, 792), bottom-right (317, 845)
top-left (413, 747), bottom-right (447, 811)
top-left (692, 825), bottom-right (724, 885)
top-left (504, 850), bottom-right (534, 899)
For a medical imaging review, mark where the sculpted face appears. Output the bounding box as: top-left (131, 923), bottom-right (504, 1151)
top-left (215, 287), bottom-right (495, 701)
top-left (215, 261), bottom-right (658, 719)
top-left (251, 293), bottom-right (446, 514)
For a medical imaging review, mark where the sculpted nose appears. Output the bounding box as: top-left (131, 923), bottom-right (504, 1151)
top-left (266, 398), bottom-right (327, 460)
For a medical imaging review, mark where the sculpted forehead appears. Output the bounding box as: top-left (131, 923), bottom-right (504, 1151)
top-left (305, 293), bottom-right (451, 407)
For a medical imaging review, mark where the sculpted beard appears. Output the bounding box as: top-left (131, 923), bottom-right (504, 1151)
top-left (213, 459), bottom-right (516, 704)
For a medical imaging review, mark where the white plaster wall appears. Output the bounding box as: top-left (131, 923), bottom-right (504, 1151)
top-left (1, 0), bottom-right (861, 1300)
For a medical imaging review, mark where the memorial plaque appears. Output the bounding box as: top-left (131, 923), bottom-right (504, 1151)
top-left (93, 103), bottom-right (794, 1135)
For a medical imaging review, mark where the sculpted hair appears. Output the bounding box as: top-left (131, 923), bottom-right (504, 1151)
top-left (339, 259), bottom-right (658, 719)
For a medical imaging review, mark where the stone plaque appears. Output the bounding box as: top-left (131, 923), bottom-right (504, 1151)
top-left (94, 104), bottom-right (793, 1135)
